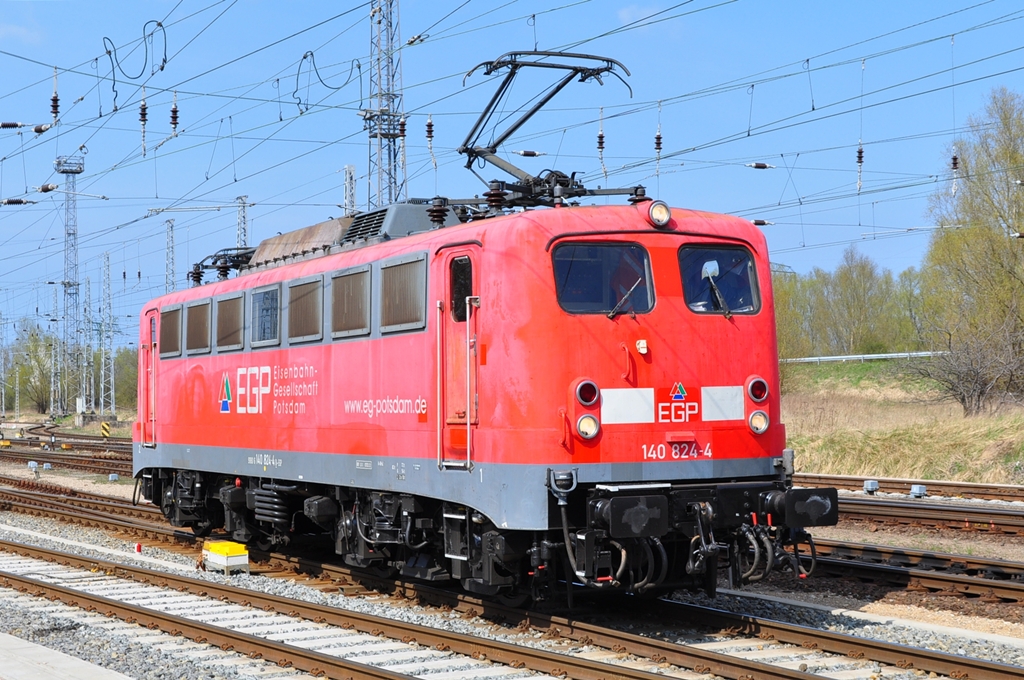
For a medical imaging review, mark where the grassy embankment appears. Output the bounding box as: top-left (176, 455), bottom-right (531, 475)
top-left (782, 361), bottom-right (1024, 484)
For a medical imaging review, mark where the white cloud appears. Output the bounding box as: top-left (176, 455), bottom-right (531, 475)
top-left (617, 5), bottom-right (663, 26)
top-left (0, 23), bottom-right (41, 45)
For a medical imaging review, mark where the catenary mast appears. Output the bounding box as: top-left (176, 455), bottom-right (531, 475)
top-left (361, 0), bottom-right (407, 209)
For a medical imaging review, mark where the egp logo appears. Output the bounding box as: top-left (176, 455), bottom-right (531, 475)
top-left (237, 366), bottom-right (271, 414)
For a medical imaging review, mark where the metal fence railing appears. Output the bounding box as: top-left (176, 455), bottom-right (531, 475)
top-left (780, 351), bottom-right (944, 364)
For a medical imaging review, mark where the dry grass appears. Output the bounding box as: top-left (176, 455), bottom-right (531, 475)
top-left (3, 410), bottom-right (135, 437)
top-left (782, 363), bottom-right (1024, 484)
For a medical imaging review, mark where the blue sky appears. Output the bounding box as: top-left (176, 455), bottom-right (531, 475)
top-left (1, 1), bottom-right (1022, 345)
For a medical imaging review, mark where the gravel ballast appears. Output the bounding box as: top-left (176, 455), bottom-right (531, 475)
top-left (0, 506), bottom-right (1022, 678)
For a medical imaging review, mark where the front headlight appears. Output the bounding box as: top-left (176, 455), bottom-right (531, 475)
top-left (647, 200), bottom-right (672, 228)
top-left (577, 414), bottom-right (601, 440)
top-left (748, 410), bottom-right (769, 434)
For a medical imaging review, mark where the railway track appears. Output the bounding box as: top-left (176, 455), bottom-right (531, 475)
top-left (814, 537), bottom-right (1024, 579)
top-left (1, 422), bottom-right (132, 452)
top-left (1, 538), bottom-right (1020, 680)
top-left (0, 447), bottom-right (132, 476)
top-left (838, 495), bottom-right (1024, 535)
top-left (794, 473), bottom-right (1024, 535)
top-left (1, 477), bottom-right (1022, 678)
top-left (5, 476), bottom-right (1024, 602)
top-left (812, 538), bottom-right (1024, 603)
top-left (0, 476), bottom-right (165, 526)
top-left (25, 423), bottom-right (133, 454)
top-left (796, 473), bottom-right (1024, 503)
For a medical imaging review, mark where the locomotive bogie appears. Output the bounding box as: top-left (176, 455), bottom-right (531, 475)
top-left (134, 201), bottom-right (838, 598)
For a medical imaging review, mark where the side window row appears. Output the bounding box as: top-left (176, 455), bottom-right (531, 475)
top-left (159, 255), bottom-right (426, 358)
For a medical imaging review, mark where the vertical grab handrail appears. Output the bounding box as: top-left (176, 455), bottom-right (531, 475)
top-left (145, 314), bottom-right (157, 447)
top-left (436, 301), bottom-right (444, 470)
top-left (465, 295), bottom-right (481, 470)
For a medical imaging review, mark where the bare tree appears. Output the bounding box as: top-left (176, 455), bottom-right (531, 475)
top-left (906, 312), bottom-right (1024, 416)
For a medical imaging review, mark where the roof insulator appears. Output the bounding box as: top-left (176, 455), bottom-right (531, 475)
top-left (51, 67), bottom-right (59, 123)
top-left (170, 91), bottom-right (179, 135)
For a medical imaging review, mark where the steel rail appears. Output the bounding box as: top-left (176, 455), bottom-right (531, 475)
top-left (0, 539), bottom-right (802, 680)
top-left (20, 423), bottom-right (133, 454)
top-left (39, 426), bottom-right (132, 445)
top-left (15, 480), bottom-right (1024, 608)
top-left (0, 489), bottom-right (188, 542)
top-left (813, 553), bottom-right (1024, 602)
top-left (3, 479), bottom-right (1022, 678)
top-left (814, 538), bottom-right (1024, 579)
top-left (838, 496), bottom-right (1024, 534)
top-left (647, 600), bottom-right (1024, 680)
top-left (263, 551), bottom-right (1024, 680)
top-left (0, 484), bottom-right (163, 523)
top-left (797, 473), bottom-right (1024, 503)
top-left (0, 448), bottom-right (132, 475)
top-left (0, 570), bottom-right (409, 680)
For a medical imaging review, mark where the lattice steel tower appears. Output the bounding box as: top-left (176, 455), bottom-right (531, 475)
top-left (165, 219), bottom-right (175, 294)
top-left (236, 195), bottom-right (248, 247)
top-left (55, 155), bottom-right (84, 415)
top-left (361, 0), bottom-right (407, 209)
top-left (100, 252), bottom-right (115, 415)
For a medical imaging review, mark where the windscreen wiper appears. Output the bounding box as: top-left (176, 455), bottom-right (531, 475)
top-left (608, 276), bottom-right (642, 319)
top-left (706, 276), bottom-right (732, 319)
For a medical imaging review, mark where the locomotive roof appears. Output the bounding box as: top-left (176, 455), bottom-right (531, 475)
top-left (149, 201), bottom-right (764, 310)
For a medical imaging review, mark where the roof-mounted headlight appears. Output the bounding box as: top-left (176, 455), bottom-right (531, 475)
top-left (646, 200), bottom-right (672, 228)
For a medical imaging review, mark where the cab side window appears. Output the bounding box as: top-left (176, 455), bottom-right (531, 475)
top-left (450, 257), bottom-right (473, 322)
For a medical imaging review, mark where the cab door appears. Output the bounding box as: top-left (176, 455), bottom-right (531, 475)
top-left (140, 309), bottom-right (158, 446)
top-left (439, 250), bottom-right (479, 469)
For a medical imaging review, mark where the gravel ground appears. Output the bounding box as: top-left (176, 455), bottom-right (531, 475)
top-left (1, 463), bottom-right (1023, 675)
top-left (0, 601), bottom-right (265, 680)
top-left (0, 461), bottom-right (138, 500)
top-left (0, 506), bottom-right (1022, 675)
top-left (669, 587), bottom-right (1024, 667)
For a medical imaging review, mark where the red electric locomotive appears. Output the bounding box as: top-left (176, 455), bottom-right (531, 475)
top-left (133, 52), bottom-right (837, 601)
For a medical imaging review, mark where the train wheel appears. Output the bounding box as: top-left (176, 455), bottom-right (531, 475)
top-left (190, 520), bottom-right (215, 538)
top-left (369, 562), bottom-right (398, 579)
top-left (160, 488), bottom-right (175, 521)
top-left (496, 589), bottom-right (530, 608)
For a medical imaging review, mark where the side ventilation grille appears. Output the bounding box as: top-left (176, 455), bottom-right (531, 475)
top-left (343, 209), bottom-right (388, 243)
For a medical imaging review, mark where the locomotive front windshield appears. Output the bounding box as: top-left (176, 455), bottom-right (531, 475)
top-left (679, 245), bottom-right (760, 315)
top-left (553, 243), bottom-right (653, 315)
